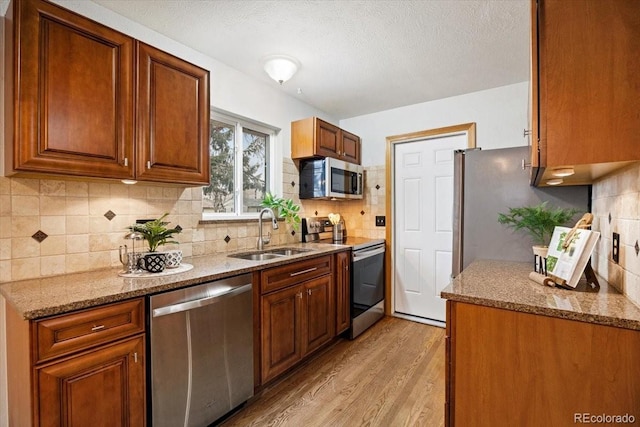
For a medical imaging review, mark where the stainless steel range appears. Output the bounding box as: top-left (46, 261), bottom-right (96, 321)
top-left (302, 217), bottom-right (385, 338)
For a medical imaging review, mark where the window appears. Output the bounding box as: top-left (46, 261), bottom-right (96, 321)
top-left (203, 112), bottom-right (280, 218)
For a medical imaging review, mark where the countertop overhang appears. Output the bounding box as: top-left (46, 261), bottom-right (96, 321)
top-left (441, 259), bottom-right (640, 331)
top-left (0, 243), bottom-right (351, 320)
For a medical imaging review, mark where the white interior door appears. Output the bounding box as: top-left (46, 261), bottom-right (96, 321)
top-left (393, 133), bottom-right (468, 322)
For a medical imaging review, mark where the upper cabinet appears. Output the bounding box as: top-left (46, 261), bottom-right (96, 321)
top-left (530, 0), bottom-right (640, 186)
top-left (291, 117), bottom-right (361, 164)
top-left (4, 0), bottom-right (210, 185)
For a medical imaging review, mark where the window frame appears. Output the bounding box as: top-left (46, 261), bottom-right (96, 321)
top-left (202, 109), bottom-right (282, 221)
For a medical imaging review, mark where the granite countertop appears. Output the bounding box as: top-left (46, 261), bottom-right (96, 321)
top-left (0, 243), bottom-right (351, 320)
top-left (441, 259), bottom-right (640, 331)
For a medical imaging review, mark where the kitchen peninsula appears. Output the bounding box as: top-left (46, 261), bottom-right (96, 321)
top-left (442, 260), bottom-right (640, 426)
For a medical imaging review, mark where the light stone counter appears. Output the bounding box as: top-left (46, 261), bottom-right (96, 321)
top-left (441, 259), bottom-right (640, 331)
top-left (0, 243), bottom-right (350, 320)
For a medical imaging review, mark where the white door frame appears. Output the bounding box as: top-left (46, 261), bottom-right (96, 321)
top-left (384, 123), bottom-right (476, 325)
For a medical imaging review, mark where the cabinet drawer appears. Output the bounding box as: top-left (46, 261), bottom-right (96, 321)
top-left (261, 256), bottom-right (332, 294)
top-left (34, 298), bottom-right (145, 363)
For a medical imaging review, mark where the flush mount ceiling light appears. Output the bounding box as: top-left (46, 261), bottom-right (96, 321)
top-left (263, 55), bottom-right (299, 85)
top-left (551, 167), bottom-right (575, 177)
top-left (546, 178), bottom-right (564, 186)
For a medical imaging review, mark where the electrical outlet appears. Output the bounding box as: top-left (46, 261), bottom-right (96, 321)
top-left (375, 216), bottom-right (386, 227)
top-left (612, 232), bottom-right (620, 264)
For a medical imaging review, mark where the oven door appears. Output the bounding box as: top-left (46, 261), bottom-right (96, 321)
top-left (351, 245), bottom-right (385, 318)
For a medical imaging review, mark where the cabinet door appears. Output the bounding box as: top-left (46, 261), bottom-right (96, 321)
top-left (136, 42), bottom-right (210, 185)
top-left (9, 0), bottom-right (134, 179)
top-left (335, 251), bottom-right (351, 335)
top-left (302, 275), bottom-right (334, 355)
top-left (315, 119), bottom-right (341, 158)
top-left (261, 285), bottom-right (303, 383)
top-left (37, 336), bottom-right (145, 427)
top-left (341, 130), bottom-right (361, 164)
top-left (537, 0), bottom-right (640, 168)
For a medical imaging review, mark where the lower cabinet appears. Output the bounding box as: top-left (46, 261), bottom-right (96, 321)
top-left (446, 301), bottom-right (640, 426)
top-left (6, 298), bottom-right (146, 427)
top-left (36, 336), bottom-right (146, 427)
top-left (259, 255), bottom-right (338, 384)
top-left (335, 250), bottom-right (351, 335)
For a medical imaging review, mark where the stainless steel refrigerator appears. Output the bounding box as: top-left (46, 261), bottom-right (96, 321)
top-left (452, 146), bottom-right (590, 276)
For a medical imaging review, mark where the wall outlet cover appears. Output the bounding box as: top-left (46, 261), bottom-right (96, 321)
top-left (612, 232), bottom-right (620, 264)
top-left (375, 216), bottom-right (386, 227)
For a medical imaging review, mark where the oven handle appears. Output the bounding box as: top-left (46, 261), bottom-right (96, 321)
top-left (353, 246), bottom-right (385, 262)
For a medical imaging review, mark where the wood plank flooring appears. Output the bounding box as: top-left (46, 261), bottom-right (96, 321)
top-left (221, 317), bottom-right (445, 427)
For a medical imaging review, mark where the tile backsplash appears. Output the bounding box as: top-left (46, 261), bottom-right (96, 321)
top-left (0, 160), bottom-right (386, 283)
top-left (591, 163), bottom-right (640, 307)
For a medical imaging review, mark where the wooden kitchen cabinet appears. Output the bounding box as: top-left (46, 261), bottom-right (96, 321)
top-left (259, 255), bottom-right (335, 384)
top-left (291, 117), bottom-right (362, 164)
top-left (446, 301), bottom-right (640, 426)
top-left (4, 0), bottom-right (210, 185)
top-left (530, 0), bottom-right (640, 186)
top-left (135, 42), bottom-right (210, 185)
top-left (6, 298), bottom-right (146, 427)
top-left (335, 250), bottom-right (351, 335)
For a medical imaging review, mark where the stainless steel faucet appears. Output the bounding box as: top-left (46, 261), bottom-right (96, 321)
top-left (257, 207), bottom-right (279, 250)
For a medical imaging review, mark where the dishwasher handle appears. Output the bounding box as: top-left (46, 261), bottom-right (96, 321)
top-left (152, 283), bottom-right (252, 318)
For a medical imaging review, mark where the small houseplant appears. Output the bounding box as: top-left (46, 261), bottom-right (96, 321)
top-left (497, 201), bottom-right (578, 256)
top-left (261, 192), bottom-right (301, 231)
top-left (128, 213), bottom-right (182, 252)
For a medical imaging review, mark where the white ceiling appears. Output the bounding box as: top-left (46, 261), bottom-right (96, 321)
top-left (7, 0), bottom-right (531, 120)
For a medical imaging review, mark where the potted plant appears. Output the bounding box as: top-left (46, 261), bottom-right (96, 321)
top-left (129, 213), bottom-right (182, 253)
top-left (497, 201), bottom-right (578, 257)
top-left (261, 192), bottom-right (301, 231)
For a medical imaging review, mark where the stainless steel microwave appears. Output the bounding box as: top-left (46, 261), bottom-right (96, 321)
top-left (299, 158), bottom-right (363, 199)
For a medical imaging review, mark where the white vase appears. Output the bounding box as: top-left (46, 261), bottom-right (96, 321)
top-left (532, 245), bottom-right (549, 258)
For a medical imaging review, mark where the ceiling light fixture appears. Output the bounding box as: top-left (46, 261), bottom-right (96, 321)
top-left (263, 55), bottom-right (299, 85)
top-left (551, 167), bottom-right (575, 177)
top-left (546, 178), bottom-right (564, 186)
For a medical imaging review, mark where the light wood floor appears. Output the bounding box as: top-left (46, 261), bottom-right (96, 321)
top-left (221, 317), bottom-right (446, 427)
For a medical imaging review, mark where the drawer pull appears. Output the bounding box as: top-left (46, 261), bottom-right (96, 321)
top-left (290, 267), bottom-right (318, 277)
top-left (91, 325), bottom-right (105, 332)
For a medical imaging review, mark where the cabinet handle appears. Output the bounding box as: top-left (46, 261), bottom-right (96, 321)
top-left (124, 157), bottom-right (128, 167)
top-left (133, 352), bottom-right (138, 363)
top-left (147, 161), bottom-right (151, 169)
top-left (91, 325), bottom-right (105, 332)
top-left (297, 292), bottom-right (303, 299)
top-left (290, 267), bottom-right (317, 277)
top-left (307, 288), bottom-right (312, 296)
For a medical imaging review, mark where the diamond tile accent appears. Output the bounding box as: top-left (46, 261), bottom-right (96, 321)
top-left (375, 184), bottom-right (380, 190)
top-left (635, 240), bottom-right (639, 256)
top-left (315, 211), bottom-right (318, 216)
top-left (104, 210), bottom-right (116, 221)
top-left (224, 235), bottom-right (231, 243)
top-left (291, 230), bottom-right (296, 236)
top-left (360, 210), bottom-right (365, 215)
top-left (608, 213), bottom-right (612, 224)
top-left (175, 225), bottom-right (183, 232)
top-left (32, 230), bottom-right (48, 243)
top-left (291, 181), bottom-right (296, 187)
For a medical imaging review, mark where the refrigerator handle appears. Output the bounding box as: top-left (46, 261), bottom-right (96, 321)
top-left (451, 150), bottom-right (464, 278)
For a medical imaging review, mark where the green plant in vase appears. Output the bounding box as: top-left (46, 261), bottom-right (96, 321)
top-left (260, 192), bottom-right (301, 231)
top-left (128, 213), bottom-right (181, 252)
top-left (497, 201), bottom-right (578, 257)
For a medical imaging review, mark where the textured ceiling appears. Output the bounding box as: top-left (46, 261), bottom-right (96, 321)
top-left (10, 0), bottom-right (531, 119)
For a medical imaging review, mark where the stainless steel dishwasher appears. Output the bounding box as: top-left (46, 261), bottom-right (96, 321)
top-left (149, 274), bottom-right (253, 427)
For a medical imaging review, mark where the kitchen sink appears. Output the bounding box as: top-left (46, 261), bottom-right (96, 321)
top-left (228, 252), bottom-right (285, 261)
top-left (266, 248), bottom-right (313, 256)
top-left (228, 247), bottom-right (314, 261)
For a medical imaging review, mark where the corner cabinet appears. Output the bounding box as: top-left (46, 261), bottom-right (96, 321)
top-left (4, 0), bottom-right (210, 185)
top-left (291, 117), bottom-right (361, 164)
top-left (530, 0), bottom-right (640, 186)
top-left (258, 255), bottom-right (336, 384)
top-left (335, 250), bottom-right (351, 335)
top-left (6, 298), bottom-right (147, 427)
